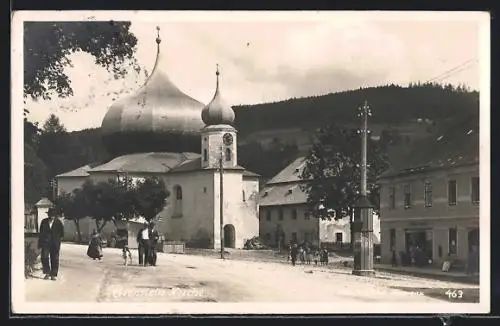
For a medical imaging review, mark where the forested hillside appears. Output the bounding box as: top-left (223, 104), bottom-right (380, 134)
top-left (24, 83), bottom-right (479, 202)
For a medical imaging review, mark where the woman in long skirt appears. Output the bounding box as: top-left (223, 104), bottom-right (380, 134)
top-left (87, 230), bottom-right (103, 260)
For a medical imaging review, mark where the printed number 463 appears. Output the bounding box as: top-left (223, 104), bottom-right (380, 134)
top-left (445, 289), bottom-right (464, 299)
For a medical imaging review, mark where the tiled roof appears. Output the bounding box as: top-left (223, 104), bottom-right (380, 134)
top-left (88, 152), bottom-right (199, 173)
top-left (267, 156), bottom-right (309, 184)
top-left (62, 152), bottom-right (260, 177)
top-left (169, 157), bottom-right (260, 177)
top-left (259, 183), bottom-right (308, 206)
top-left (380, 112), bottom-right (479, 179)
top-left (55, 165), bottom-right (91, 178)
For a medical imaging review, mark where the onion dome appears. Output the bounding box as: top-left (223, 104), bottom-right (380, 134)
top-left (201, 65), bottom-right (235, 126)
top-left (101, 26), bottom-right (206, 156)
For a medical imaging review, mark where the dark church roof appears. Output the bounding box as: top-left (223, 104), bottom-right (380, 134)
top-left (100, 27), bottom-right (206, 156)
top-left (201, 65), bottom-right (235, 126)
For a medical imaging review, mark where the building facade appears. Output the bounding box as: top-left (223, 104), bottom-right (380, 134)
top-left (258, 157), bottom-right (355, 248)
top-left (378, 119), bottom-right (479, 267)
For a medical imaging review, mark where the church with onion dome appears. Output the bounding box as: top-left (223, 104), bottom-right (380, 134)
top-left (55, 27), bottom-right (260, 249)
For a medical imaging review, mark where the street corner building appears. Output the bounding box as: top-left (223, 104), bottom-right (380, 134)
top-left (377, 115), bottom-right (479, 269)
top-left (54, 28), bottom-right (260, 249)
top-left (257, 157), bottom-right (381, 248)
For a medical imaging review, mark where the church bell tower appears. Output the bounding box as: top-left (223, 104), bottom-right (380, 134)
top-left (200, 65), bottom-right (237, 169)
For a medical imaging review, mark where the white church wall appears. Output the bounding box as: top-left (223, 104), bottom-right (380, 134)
top-left (62, 216), bottom-right (117, 243)
top-left (57, 176), bottom-right (88, 196)
top-left (213, 171), bottom-right (259, 249)
top-left (158, 171), bottom-right (215, 247)
top-left (319, 218), bottom-right (351, 244)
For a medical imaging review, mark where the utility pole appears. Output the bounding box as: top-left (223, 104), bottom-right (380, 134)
top-left (219, 146), bottom-right (225, 259)
top-left (352, 101), bottom-right (375, 277)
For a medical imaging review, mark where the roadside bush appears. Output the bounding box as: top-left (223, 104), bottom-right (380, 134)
top-left (24, 239), bottom-right (40, 278)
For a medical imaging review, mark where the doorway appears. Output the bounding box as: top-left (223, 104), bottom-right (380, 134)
top-left (405, 229), bottom-right (433, 266)
top-left (223, 224), bottom-right (236, 248)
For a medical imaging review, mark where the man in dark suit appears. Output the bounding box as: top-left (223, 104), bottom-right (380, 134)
top-left (148, 221), bottom-right (160, 266)
top-left (137, 222), bottom-right (150, 266)
top-left (37, 208), bottom-right (64, 280)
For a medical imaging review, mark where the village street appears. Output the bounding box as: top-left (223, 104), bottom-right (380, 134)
top-left (25, 244), bottom-right (479, 304)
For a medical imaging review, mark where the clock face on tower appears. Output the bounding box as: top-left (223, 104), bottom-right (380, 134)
top-left (223, 133), bottom-right (233, 146)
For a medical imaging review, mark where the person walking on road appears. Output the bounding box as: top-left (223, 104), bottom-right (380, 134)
top-left (148, 221), bottom-right (159, 266)
top-left (137, 222), bottom-right (151, 266)
top-left (290, 244), bottom-right (298, 266)
top-left (87, 230), bottom-right (103, 260)
top-left (37, 208), bottom-right (64, 281)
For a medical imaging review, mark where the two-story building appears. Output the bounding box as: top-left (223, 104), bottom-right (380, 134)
top-left (258, 157), bottom-right (380, 248)
top-left (378, 117), bottom-right (479, 267)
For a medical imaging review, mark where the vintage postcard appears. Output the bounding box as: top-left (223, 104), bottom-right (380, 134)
top-left (11, 10), bottom-right (490, 315)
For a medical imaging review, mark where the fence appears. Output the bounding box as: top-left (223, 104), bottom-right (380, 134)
top-left (162, 241), bottom-right (185, 254)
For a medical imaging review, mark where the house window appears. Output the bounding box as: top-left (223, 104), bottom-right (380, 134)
top-left (266, 209), bottom-right (271, 221)
top-left (424, 181), bottom-right (433, 207)
top-left (203, 149), bottom-right (208, 162)
top-left (403, 184), bottom-right (412, 209)
top-left (292, 232), bottom-right (298, 242)
top-left (278, 208), bottom-right (284, 220)
top-left (335, 232), bottom-right (343, 243)
top-left (389, 229), bottom-right (396, 251)
top-left (389, 186), bottom-right (396, 209)
top-left (265, 233), bottom-right (271, 243)
top-left (291, 208), bottom-right (298, 220)
top-left (242, 190), bottom-right (246, 202)
top-left (448, 228), bottom-right (457, 255)
top-left (448, 180), bottom-right (457, 206)
top-left (304, 211), bottom-right (311, 220)
top-left (471, 177), bottom-right (479, 204)
top-left (225, 148), bottom-right (231, 161)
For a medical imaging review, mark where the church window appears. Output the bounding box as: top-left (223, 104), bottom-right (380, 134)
top-left (225, 148), bottom-right (232, 161)
top-left (242, 190), bottom-right (246, 202)
top-left (176, 186), bottom-right (183, 200)
top-left (173, 185), bottom-right (183, 218)
top-left (203, 149), bottom-right (208, 162)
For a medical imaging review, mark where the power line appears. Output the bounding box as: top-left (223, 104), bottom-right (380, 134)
top-left (425, 58), bottom-right (477, 84)
top-left (431, 63), bottom-right (476, 83)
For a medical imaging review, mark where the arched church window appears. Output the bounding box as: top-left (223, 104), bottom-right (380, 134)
top-left (173, 185), bottom-right (183, 218)
top-left (242, 190), bottom-right (246, 202)
top-left (175, 185), bottom-right (183, 200)
top-left (225, 148), bottom-right (231, 161)
top-left (203, 149), bottom-right (208, 162)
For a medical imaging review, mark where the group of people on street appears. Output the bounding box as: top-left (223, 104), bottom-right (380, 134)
top-left (288, 243), bottom-right (329, 267)
top-left (136, 221), bottom-right (160, 267)
top-left (85, 221), bottom-right (160, 267)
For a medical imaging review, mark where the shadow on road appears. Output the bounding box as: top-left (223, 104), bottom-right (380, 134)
top-left (390, 286), bottom-right (479, 303)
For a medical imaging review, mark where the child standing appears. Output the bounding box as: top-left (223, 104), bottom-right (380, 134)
top-left (122, 245), bottom-right (133, 266)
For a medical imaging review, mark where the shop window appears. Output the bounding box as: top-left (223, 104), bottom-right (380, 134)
top-left (471, 177), bottom-right (479, 204)
top-left (448, 180), bottom-right (457, 206)
top-left (449, 228), bottom-right (457, 255)
top-left (424, 181), bottom-right (433, 207)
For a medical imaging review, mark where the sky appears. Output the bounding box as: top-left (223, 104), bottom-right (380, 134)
top-left (22, 12), bottom-right (484, 132)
